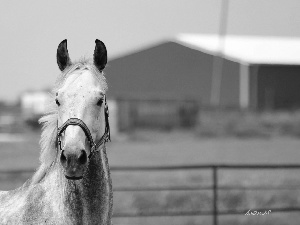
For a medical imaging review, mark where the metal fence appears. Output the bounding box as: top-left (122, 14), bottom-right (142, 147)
top-left (111, 164), bottom-right (300, 225)
top-left (1, 164), bottom-right (300, 225)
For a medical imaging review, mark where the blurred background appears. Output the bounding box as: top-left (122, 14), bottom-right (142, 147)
top-left (1, 0), bottom-right (300, 224)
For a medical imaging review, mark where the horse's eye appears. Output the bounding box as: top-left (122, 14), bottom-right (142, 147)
top-left (97, 99), bottom-right (103, 106)
top-left (55, 99), bottom-right (60, 106)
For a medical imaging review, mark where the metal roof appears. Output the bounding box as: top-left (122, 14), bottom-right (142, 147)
top-left (176, 34), bottom-right (300, 65)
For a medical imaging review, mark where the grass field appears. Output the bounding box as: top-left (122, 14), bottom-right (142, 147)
top-left (0, 130), bottom-right (300, 224)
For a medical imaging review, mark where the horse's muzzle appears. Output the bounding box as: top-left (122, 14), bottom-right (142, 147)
top-left (60, 149), bottom-right (87, 179)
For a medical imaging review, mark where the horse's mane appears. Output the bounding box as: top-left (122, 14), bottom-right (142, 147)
top-left (32, 59), bottom-right (107, 184)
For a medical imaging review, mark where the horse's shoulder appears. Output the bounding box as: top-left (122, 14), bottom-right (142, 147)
top-left (21, 183), bottom-right (51, 224)
top-left (0, 184), bottom-right (32, 224)
top-left (0, 181), bottom-right (29, 203)
top-left (0, 190), bottom-right (9, 203)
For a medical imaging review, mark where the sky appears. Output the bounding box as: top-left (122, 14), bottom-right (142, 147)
top-left (1, 0), bottom-right (300, 102)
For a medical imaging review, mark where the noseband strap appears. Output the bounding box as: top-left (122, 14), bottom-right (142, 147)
top-left (57, 96), bottom-right (110, 159)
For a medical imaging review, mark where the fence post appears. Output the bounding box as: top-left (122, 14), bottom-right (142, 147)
top-left (213, 166), bottom-right (218, 225)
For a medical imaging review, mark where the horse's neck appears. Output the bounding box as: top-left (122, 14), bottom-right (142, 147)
top-left (46, 146), bottom-right (113, 224)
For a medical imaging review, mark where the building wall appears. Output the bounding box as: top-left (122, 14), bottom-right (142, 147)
top-left (106, 42), bottom-right (213, 105)
top-left (106, 42), bottom-right (243, 108)
top-left (249, 65), bottom-right (259, 110)
top-left (219, 58), bottom-right (240, 107)
top-left (251, 65), bottom-right (300, 110)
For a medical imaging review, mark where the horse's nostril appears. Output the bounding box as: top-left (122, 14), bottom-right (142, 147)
top-left (60, 150), bottom-right (67, 167)
top-left (78, 150), bottom-right (87, 165)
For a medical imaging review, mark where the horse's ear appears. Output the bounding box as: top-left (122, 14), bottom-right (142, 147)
top-left (57, 39), bottom-right (72, 71)
top-left (93, 39), bottom-right (107, 72)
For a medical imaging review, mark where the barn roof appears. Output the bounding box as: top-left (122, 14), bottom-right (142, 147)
top-left (176, 34), bottom-right (300, 65)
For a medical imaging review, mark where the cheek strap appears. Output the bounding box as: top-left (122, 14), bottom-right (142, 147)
top-left (56, 96), bottom-right (111, 158)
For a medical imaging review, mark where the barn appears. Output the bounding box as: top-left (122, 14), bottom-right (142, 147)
top-left (177, 34), bottom-right (300, 110)
top-left (105, 34), bottom-right (300, 130)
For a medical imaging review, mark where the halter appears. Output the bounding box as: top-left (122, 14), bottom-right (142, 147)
top-left (57, 95), bottom-right (110, 159)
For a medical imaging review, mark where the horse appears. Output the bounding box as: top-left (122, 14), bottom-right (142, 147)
top-left (0, 39), bottom-right (113, 224)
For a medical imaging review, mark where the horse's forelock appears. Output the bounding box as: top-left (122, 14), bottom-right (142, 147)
top-left (54, 59), bottom-right (108, 92)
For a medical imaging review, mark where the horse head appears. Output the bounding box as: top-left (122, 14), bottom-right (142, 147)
top-left (55, 39), bottom-right (109, 180)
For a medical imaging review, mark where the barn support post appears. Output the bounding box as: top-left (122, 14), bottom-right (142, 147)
top-left (239, 63), bottom-right (250, 108)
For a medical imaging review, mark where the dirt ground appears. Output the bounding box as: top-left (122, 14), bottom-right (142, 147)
top-left (1, 130), bottom-right (300, 171)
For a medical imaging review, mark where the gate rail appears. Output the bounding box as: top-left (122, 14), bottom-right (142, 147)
top-left (110, 164), bottom-right (300, 225)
